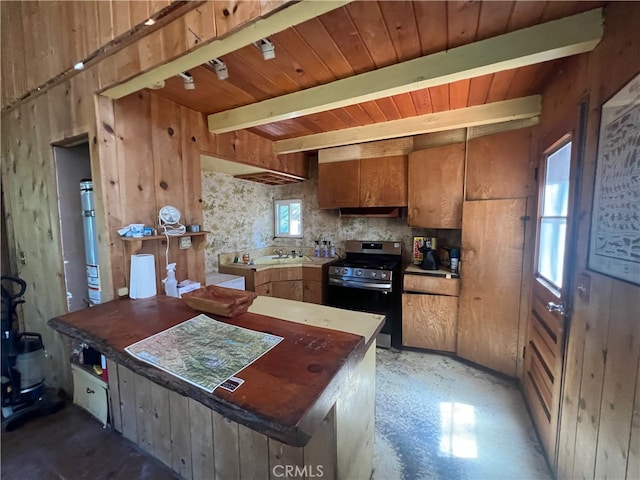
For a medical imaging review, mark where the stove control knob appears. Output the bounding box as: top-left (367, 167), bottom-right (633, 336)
top-left (380, 272), bottom-right (387, 279)
top-left (371, 272), bottom-right (377, 278)
top-left (356, 270), bottom-right (363, 276)
top-left (342, 268), bottom-right (349, 275)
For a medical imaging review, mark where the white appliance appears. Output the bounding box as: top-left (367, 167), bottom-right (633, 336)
top-left (205, 273), bottom-right (245, 290)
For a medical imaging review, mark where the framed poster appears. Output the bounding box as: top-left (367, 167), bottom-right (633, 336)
top-left (587, 72), bottom-right (640, 285)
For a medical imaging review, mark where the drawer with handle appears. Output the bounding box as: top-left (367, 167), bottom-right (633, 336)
top-left (71, 363), bottom-right (108, 426)
top-left (403, 274), bottom-right (460, 296)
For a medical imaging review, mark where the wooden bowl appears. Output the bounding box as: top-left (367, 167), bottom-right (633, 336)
top-left (181, 285), bottom-right (257, 317)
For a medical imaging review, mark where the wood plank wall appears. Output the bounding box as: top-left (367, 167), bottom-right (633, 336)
top-left (532, 4), bottom-right (640, 478)
top-left (0, 0), bottom-right (293, 393)
top-left (1, 1), bottom-right (173, 107)
top-left (96, 91), bottom-right (207, 294)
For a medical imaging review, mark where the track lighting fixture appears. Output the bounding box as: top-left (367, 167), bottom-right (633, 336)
top-left (254, 38), bottom-right (275, 60)
top-left (178, 71), bottom-right (195, 90)
top-left (208, 59), bottom-right (229, 81)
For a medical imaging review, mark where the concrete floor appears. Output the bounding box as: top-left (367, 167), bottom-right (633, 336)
top-left (1, 349), bottom-right (551, 480)
top-left (373, 348), bottom-right (552, 480)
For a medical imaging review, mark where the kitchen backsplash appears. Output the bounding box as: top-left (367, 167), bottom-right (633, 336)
top-left (202, 160), bottom-right (460, 272)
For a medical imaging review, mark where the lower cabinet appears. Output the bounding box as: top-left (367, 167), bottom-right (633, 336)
top-left (272, 280), bottom-right (303, 301)
top-left (71, 363), bottom-right (108, 426)
top-left (221, 265), bottom-right (326, 304)
top-left (402, 271), bottom-right (460, 352)
top-left (303, 267), bottom-right (323, 304)
top-left (254, 267), bottom-right (305, 302)
top-left (402, 294), bottom-right (459, 352)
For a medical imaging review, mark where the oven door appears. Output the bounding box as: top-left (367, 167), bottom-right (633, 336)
top-left (326, 279), bottom-right (395, 347)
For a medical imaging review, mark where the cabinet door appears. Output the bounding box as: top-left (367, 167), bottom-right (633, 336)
top-left (466, 128), bottom-right (535, 200)
top-left (402, 293), bottom-right (458, 352)
top-left (255, 283), bottom-right (272, 296)
top-left (457, 199), bottom-right (526, 376)
top-left (272, 280), bottom-right (303, 301)
top-left (359, 156), bottom-right (407, 207)
top-left (317, 160), bottom-right (360, 209)
top-left (408, 143), bottom-right (464, 228)
top-left (303, 280), bottom-right (323, 304)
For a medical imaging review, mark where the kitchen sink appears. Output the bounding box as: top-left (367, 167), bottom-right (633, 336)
top-left (251, 255), bottom-right (313, 265)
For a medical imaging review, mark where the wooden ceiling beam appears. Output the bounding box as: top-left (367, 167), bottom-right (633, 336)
top-left (209, 8), bottom-right (602, 133)
top-left (272, 96), bottom-right (542, 154)
top-left (101, 0), bottom-right (351, 99)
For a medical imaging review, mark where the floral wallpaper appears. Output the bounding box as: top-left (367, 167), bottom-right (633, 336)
top-left (202, 160), bottom-right (460, 272)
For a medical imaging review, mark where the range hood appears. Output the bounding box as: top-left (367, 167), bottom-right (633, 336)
top-left (339, 207), bottom-right (402, 218)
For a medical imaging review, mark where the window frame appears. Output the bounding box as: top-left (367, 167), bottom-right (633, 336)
top-left (536, 137), bottom-right (572, 292)
top-left (274, 198), bottom-right (303, 238)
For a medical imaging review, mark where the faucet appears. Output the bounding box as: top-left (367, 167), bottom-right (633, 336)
top-left (273, 249), bottom-right (287, 258)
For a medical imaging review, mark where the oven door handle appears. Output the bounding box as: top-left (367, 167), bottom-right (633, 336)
top-left (328, 277), bottom-right (392, 292)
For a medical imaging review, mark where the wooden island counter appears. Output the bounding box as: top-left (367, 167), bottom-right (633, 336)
top-left (48, 295), bottom-right (384, 480)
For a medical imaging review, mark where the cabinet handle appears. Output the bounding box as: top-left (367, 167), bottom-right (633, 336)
top-left (86, 387), bottom-right (95, 395)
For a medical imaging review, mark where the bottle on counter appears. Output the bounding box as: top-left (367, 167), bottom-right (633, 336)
top-left (330, 242), bottom-right (336, 258)
top-left (314, 240), bottom-right (321, 257)
top-left (450, 248), bottom-right (460, 274)
top-left (323, 240), bottom-right (329, 257)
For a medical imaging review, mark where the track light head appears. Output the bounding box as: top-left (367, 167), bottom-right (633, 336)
top-left (254, 38), bottom-right (275, 60)
top-left (208, 59), bottom-right (229, 81)
top-left (178, 72), bottom-right (195, 90)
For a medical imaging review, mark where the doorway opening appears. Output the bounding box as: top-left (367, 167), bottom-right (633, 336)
top-left (53, 137), bottom-right (95, 312)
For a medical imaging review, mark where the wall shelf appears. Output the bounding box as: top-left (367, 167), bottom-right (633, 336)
top-left (121, 231), bottom-right (209, 254)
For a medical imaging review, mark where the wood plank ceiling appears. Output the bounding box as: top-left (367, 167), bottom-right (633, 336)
top-left (149, 1), bottom-right (604, 143)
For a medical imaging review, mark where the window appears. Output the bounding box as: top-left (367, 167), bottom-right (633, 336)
top-left (537, 140), bottom-right (571, 289)
top-left (274, 199), bottom-right (303, 238)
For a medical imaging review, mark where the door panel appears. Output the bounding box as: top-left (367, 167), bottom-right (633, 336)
top-left (457, 198), bottom-right (526, 376)
top-left (523, 136), bottom-right (577, 470)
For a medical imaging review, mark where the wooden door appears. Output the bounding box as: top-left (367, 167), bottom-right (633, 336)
top-left (402, 293), bottom-right (458, 352)
top-left (317, 160), bottom-right (360, 209)
top-left (523, 137), bottom-right (577, 468)
top-left (457, 198), bottom-right (527, 376)
top-left (408, 143), bottom-right (464, 228)
top-left (359, 156), bottom-right (407, 207)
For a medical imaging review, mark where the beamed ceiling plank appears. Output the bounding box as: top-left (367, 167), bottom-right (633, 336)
top-left (208, 8), bottom-right (602, 133)
top-left (272, 95), bottom-right (542, 154)
top-left (102, 0), bottom-right (351, 99)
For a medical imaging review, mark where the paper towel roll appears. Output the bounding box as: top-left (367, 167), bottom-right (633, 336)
top-left (129, 254), bottom-right (157, 299)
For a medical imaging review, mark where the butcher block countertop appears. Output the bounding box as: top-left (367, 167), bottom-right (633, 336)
top-left (48, 295), bottom-right (384, 447)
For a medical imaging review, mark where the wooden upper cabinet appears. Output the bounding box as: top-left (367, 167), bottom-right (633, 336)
top-left (359, 156), bottom-right (407, 207)
top-left (408, 143), bottom-right (465, 228)
top-left (317, 156), bottom-right (407, 209)
top-left (466, 128), bottom-right (535, 200)
top-left (317, 160), bottom-right (360, 209)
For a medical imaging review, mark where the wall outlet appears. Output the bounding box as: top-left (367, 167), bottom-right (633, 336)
top-left (180, 236), bottom-right (192, 249)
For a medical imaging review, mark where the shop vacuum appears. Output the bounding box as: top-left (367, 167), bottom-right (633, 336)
top-left (1, 275), bottom-right (64, 431)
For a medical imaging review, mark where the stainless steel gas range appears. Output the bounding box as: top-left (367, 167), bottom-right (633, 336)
top-left (326, 240), bottom-right (402, 348)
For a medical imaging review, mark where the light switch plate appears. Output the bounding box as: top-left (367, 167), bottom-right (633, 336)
top-left (180, 236), bottom-right (192, 249)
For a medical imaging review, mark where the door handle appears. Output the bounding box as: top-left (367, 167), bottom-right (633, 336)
top-left (546, 302), bottom-right (565, 315)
